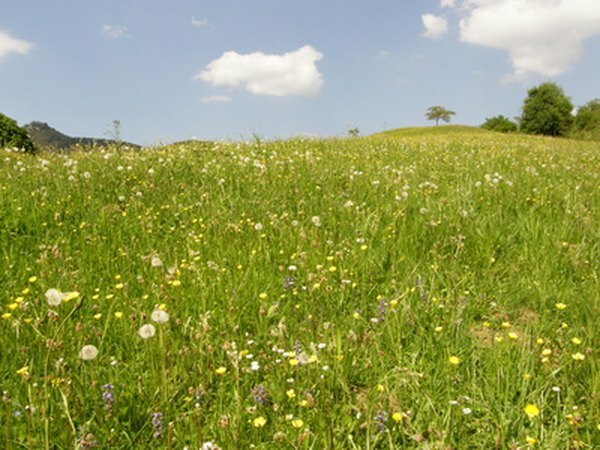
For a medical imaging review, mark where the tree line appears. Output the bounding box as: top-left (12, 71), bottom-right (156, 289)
top-left (481, 82), bottom-right (600, 140)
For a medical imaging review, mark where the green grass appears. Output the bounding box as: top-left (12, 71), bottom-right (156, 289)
top-left (1, 131), bottom-right (598, 449)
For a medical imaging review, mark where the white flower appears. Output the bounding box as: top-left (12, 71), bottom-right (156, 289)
top-left (311, 216), bottom-right (321, 226)
top-left (462, 407), bottom-right (472, 415)
top-left (250, 361), bottom-right (260, 371)
top-left (79, 345), bottom-right (99, 361)
top-left (151, 256), bottom-right (163, 267)
top-left (151, 309), bottom-right (170, 324)
top-left (138, 324), bottom-right (156, 339)
top-left (254, 222), bottom-right (263, 231)
top-left (45, 288), bottom-right (65, 306)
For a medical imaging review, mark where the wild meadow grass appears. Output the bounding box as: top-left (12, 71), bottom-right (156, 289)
top-left (1, 131), bottom-right (598, 449)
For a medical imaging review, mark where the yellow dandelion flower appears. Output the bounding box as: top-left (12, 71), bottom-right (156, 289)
top-left (392, 412), bottom-right (403, 423)
top-left (448, 356), bottom-right (460, 365)
top-left (353, 312), bottom-right (361, 319)
top-left (286, 389), bottom-right (296, 399)
top-left (16, 366), bottom-right (29, 376)
top-left (555, 303), bottom-right (567, 310)
top-left (259, 292), bottom-right (268, 300)
top-left (252, 416), bottom-right (267, 428)
top-left (289, 358), bottom-right (299, 366)
top-left (115, 283), bottom-right (124, 290)
top-left (434, 326), bottom-right (443, 332)
top-left (376, 384), bottom-right (385, 392)
top-left (8, 303), bottom-right (18, 311)
top-left (28, 276), bottom-right (37, 283)
top-left (508, 332), bottom-right (519, 340)
top-left (215, 366), bottom-right (227, 375)
top-left (2, 313), bottom-right (12, 319)
top-left (571, 353), bottom-right (585, 361)
top-left (501, 321), bottom-right (511, 328)
top-left (171, 280), bottom-right (181, 287)
top-left (571, 337), bottom-right (582, 345)
top-left (526, 436), bottom-right (538, 445)
top-left (291, 418), bottom-right (304, 428)
top-left (524, 404), bottom-right (540, 418)
top-left (114, 311), bottom-right (123, 319)
top-left (541, 349), bottom-right (552, 356)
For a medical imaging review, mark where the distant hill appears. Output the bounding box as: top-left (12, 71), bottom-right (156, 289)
top-left (24, 121), bottom-right (140, 151)
top-left (371, 125), bottom-right (494, 138)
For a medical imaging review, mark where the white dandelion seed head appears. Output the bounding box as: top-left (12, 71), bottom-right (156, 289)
top-left (138, 323), bottom-right (157, 339)
top-left (311, 216), bottom-right (321, 226)
top-left (151, 309), bottom-right (170, 324)
top-left (79, 344), bottom-right (99, 361)
top-left (254, 222), bottom-right (263, 231)
top-left (45, 288), bottom-right (66, 306)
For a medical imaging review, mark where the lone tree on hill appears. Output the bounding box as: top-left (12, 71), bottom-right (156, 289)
top-left (426, 106), bottom-right (456, 126)
top-left (520, 82), bottom-right (573, 137)
top-left (0, 112), bottom-right (35, 153)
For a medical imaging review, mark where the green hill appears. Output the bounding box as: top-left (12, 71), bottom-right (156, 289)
top-left (24, 121), bottom-right (140, 151)
top-left (371, 125), bottom-right (493, 138)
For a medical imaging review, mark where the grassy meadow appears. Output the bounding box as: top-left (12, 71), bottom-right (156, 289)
top-left (1, 128), bottom-right (599, 449)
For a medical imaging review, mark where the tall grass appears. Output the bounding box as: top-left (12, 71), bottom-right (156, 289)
top-left (1, 132), bottom-right (598, 448)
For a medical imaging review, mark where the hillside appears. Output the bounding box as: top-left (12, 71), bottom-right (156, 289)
top-left (24, 121), bottom-right (140, 150)
top-left (371, 124), bottom-right (494, 138)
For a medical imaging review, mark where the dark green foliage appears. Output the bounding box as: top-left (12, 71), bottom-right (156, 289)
top-left (481, 115), bottom-right (518, 133)
top-left (0, 113), bottom-right (35, 153)
top-left (426, 106), bottom-right (456, 126)
top-left (572, 99), bottom-right (600, 140)
top-left (520, 82), bottom-right (573, 137)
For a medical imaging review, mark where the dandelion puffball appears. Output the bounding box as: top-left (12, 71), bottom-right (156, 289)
top-left (79, 344), bottom-right (99, 361)
top-left (138, 323), bottom-right (156, 339)
top-left (151, 309), bottom-right (170, 324)
top-left (45, 288), bottom-right (65, 306)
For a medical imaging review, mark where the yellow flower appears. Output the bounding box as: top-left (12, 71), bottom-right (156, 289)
top-left (376, 384), bottom-right (384, 392)
top-left (555, 303), bottom-right (567, 310)
top-left (114, 311), bottom-right (123, 319)
top-left (448, 356), bottom-right (460, 365)
top-left (286, 389), bottom-right (296, 399)
top-left (291, 418), bottom-right (304, 428)
top-left (8, 303), bottom-right (18, 310)
top-left (508, 332), bottom-right (519, 340)
top-left (252, 416), bottom-right (267, 428)
top-left (571, 353), bottom-right (585, 361)
top-left (2, 313), bottom-right (12, 319)
top-left (115, 283), bottom-right (124, 290)
top-left (571, 337), bottom-right (582, 345)
top-left (259, 292), bottom-right (268, 300)
top-left (526, 436), bottom-right (538, 445)
top-left (541, 349), bottom-right (552, 356)
top-left (171, 280), bottom-right (181, 287)
top-left (289, 358), bottom-right (299, 366)
top-left (28, 276), bottom-right (37, 283)
top-left (434, 326), bottom-right (443, 333)
top-left (524, 404), bottom-right (540, 419)
top-left (392, 412), bottom-right (403, 423)
top-left (16, 366), bottom-right (29, 376)
top-left (215, 366), bottom-right (227, 375)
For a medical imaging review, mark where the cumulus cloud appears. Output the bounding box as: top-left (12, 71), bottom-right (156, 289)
top-left (440, 0), bottom-right (456, 8)
top-left (191, 17), bottom-right (209, 28)
top-left (0, 30), bottom-right (32, 59)
top-left (194, 45), bottom-right (324, 97)
top-left (100, 25), bottom-right (130, 39)
top-left (199, 95), bottom-right (231, 103)
top-left (456, 0), bottom-right (600, 80)
top-left (421, 14), bottom-right (449, 40)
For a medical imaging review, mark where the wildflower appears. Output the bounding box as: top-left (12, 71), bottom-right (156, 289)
top-left (171, 280), bottom-right (181, 287)
top-left (252, 416), bottom-right (267, 428)
top-left (251, 385), bottom-right (269, 405)
top-left (151, 309), bottom-right (170, 324)
top-left (524, 404), bottom-right (540, 419)
top-left (138, 324), bottom-right (156, 339)
top-left (311, 216), bottom-right (321, 226)
top-left (286, 389), bottom-right (296, 399)
top-left (462, 407), bottom-right (472, 415)
top-left (250, 361), bottom-right (260, 371)
top-left (526, 436), bottom-right (538, 445)
top-left (291, 418), bottom-right (304, 428)
top-left (16, 366), bottom-right (29, 377)
top-left (571, 352), bottom-right (585, 361)
top-left (102, 384), bottom-right (114, 412)
top-left (289, 358), bottom-right (299, 366)
top-left (571, 337), bottom-right (582, 345)
top-left (259, 292), bottom-right (268, 300)
top-left (115, 283), bottom-right (124, 290)
top-left (508, 332), bottom-right (519, 340)
top-left (215, 366), bottom-right (227, 375)
top-left (151, 412), bottom-right (163, 438)
top-left (201, 442), bottom-right (219, 450)
top-left (555, 303), bottom-right (567, 310)
top-left (45, 288), bottom-right (65, 306)
top-left (373, 411), bottom-right (388, 433)
top-left (151, 256), bottom-right (163, 267)
top-left (28, 276), bottom-right (37, 283)
top-left (114, 311), bottom-right (123, 319)
top-left (387, 412), bottom-right (401, 424)
top-left (79, 345), bottom-right (99, 361)
top-left (448, 356), bottom-right (460, 365)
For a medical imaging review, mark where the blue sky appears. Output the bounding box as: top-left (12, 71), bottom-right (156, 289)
top-left (1, 0), bottom-right (599, 145)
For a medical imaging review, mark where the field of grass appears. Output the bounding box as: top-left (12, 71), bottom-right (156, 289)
top-left (1, 129), bottom-right (598, 449)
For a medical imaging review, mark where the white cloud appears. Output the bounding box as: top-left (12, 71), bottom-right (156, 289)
top-left (100, 25), bottom-right (130, 39)
top-left (457, 0), bottom-right (600, 80)
top-left (191, 17), bottom-right (209, 28)
top-left (199, 95), bottom-right (231, 103)
top-left (194, 45), bottom-right (324, 97)
top-left (0, 30), bottom-right (32, 59)
top-left (441, 0), bottom-right (456, 8)
top-left (422, 14), bottom-right (449, 40)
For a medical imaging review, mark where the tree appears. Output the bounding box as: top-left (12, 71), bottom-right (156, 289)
top-left (426, 106), bottom-right (455, 126)
top-left (481, 115), bottom-right (518, 133)
top-left (572, 99), bottom-right (600, 140)
top-left (520, 82), bottom-right (573, 137)
top-left (347, 127), bottom-right (360, 137)
top-left (0, 112), bottom-right (35, 153)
